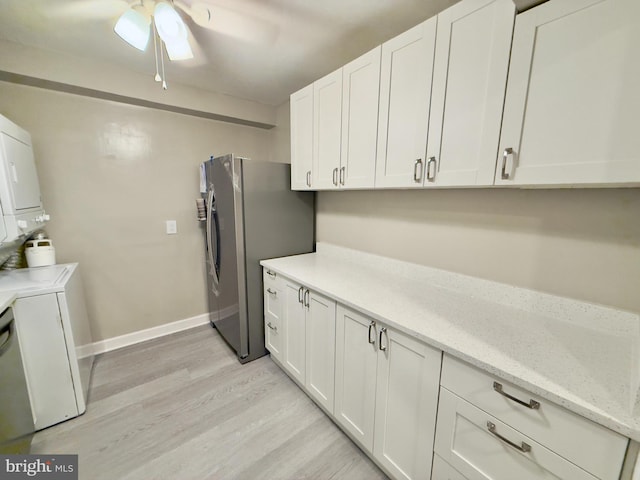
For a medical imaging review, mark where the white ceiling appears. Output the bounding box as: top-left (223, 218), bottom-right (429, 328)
top-left (0, 0), bottom-right (461, 106)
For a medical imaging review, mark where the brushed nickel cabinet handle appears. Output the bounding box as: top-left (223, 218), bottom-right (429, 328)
top-left (493, 382), bottom-right (540, 410)
top-left (266, 270), bottom-right (276, 278)
top-left (339, 166), bottom-right (345, 186)
top-left (487, 421), bottom-right (531, 453)
top-left (267, 322), bottom-right (278, 332)
top-left (298, 286), bottom-right (304, 304)
top-left (426, 157), bottom-right (436, 181)
top-left (368, 321), bottom-right (376, 345)
top-left (266, 288), bottom-right (277, 296)
top-left (306, 170), bottom-right (311, 187)
top-left (501, 148), bottom-right (513, 180)
top-left (304, 289), bottom-right (310, 308)
top-left (332, 167), bottom-right (338, 186)
top-left (413, 159), bottom-right (423, 182)
top-left (379, 327), bottom-right (387, 351)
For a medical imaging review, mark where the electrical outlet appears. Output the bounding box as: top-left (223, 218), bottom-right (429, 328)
top-left (166, 220), bottom-right (177, 235)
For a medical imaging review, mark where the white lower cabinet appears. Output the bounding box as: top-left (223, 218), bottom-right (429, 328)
top-left (335, 305), bottom-right (442, 480)
top-left (266, 273), bottom-right (337, 414)
top-left (334, 306), bottom-right (379, 451)
top-left (435, 389), bottom-right (599, 480)
top-left (304, 289), bottom-right (336, 413)
top-left (435, 355), bottom-right (628, 480)
top-left (281, 277), bottom-right (307, 384)
top-left (263, 270), bottom-right (283, 363)
top-left (264, 270), bottom-right (631, 480)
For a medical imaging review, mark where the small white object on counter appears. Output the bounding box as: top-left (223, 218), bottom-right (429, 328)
top-left (260, 242), bottom-right (640, 441)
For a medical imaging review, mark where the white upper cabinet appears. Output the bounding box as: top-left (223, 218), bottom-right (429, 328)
top-left (375, 18), bottom-right (437, 188)
top-left (313, 68), bottom-right (343, 190)
top-left (340, 47), bottom-right (381, 189)
top-left (290, 84), bottom-right (314, 190)
top-left (496, 0), bottom-right (640, 186)
top-left (426, 0), bottom-right (515, 187)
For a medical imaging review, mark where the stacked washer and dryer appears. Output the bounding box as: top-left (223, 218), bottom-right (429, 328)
top-left (0, 114), bottom-right (94, 448)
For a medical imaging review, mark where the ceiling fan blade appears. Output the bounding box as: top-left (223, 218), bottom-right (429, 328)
top-left (175, 0), bottom-right (278, 45)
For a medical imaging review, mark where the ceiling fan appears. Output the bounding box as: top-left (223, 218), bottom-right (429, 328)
top-left (113, 0), bottom-right (220, 89)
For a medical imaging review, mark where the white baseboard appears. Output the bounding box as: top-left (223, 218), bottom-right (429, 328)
top-left (78, 305), bottom-right (239, 357)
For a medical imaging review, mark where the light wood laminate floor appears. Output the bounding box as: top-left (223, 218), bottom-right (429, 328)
top-left (32, 325), bottom-right (387, 480)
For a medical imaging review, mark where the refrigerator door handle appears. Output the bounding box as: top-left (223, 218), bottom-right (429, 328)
top-left (206, 187), bottom-right (220, 294)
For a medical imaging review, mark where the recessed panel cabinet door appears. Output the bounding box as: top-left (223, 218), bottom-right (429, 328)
top-left (496, 0), bottom-right (640, 186)
top-left (313, 69), bottom-right (343, 190)
top-left (334, 305), bottom-right (378, 452)
top-left (282, 279), bottom-right (306, 384)
top-left (290, 84), bottom-right (314, 190)
top-left (375, 18), bottom-right (437, 188)
top-left (304, 291), bottom-right (337, 413)
top-left (426, 0), bottom-right (515, 187)
top-left (341, 47), bottom-right (381, 189)
top-left (373, 326), bottom-right (442, 480)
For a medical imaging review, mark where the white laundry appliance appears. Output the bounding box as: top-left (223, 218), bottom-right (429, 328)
top-left (0, 114), bottom-right (50, 261)
top-left (0, 263), bottom-right (94, 430)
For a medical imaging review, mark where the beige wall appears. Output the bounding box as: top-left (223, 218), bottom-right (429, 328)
top-left (0, 81), bottom-right (273, 341)
top-left (317, 188), bottom-right (640, 313)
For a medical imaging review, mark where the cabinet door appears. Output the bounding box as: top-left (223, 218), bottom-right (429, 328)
top-left (290, 84), bottom-right (314, 190)
top-left (375, 18), bottom-right (437, 188)
top-left (426, 0), bottom-right (514, 187)
top-left (496, 0), bottom-right (640, 186)
top-left (304, 290), bottom-right (337, 413)
top-left (341, 47), bottom-right (381, 189)
top-left (13, 295), bottom-right (78, 430)
top-left (334, 305), bottom-right (378, 452)
top-left (373, 326), bottom-right (442, 480)
top-left (313, 69), bottom-right (343, 190)
top-left (281, 278), bottom-right (306, 384)
top-left (264, 278), bottom-right (284, 363)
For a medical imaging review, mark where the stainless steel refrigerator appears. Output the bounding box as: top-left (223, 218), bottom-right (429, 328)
top-left (201, 154), bottom-right (314, 363)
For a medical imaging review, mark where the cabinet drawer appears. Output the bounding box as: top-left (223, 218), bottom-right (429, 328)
top-left (435, 388), bottom-right (599, 480)
top-left (440, 355), bottom-right (627, 480)
top-left (432, 454), bottom-right (467, 480)
top-left (263, 268), bottom-right (278, 288)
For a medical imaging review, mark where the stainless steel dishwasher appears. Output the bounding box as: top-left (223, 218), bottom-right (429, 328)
top-left (0, 306), bottom-right (34, 453)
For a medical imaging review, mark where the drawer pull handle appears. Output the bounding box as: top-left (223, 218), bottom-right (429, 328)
top-left (368, 321), bottom-right (376, 345)
top-left (266, 288), bottom-right (277, 296)
top-left (493, 382), bottom-right (540, 410)
top-left (379, 327), bottom-right (387, 351)
top-left (298, 286), bottom-right (304, 304)
top-left (487, 421), bottom-right (531, 453)
top-left (267, 322), bottom-right (278, 332)
top-left (266, 270), bottom-right (276, 278)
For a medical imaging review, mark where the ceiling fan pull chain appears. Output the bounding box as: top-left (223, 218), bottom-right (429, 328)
top-left (160, 36), bottom-right (168, 90)
top-left (153, 22), bottom-right (162, 83)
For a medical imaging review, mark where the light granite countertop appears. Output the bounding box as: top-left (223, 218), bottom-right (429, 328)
top-left (261, 243), bottom-right (640, 442)
top-left (0, 291), bottom-right (16, 312)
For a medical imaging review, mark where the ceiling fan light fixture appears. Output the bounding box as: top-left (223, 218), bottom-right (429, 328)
top-left (114, 7), bottom-right (150, 51)
top-left (154, 2), bottom-right (193, 60)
